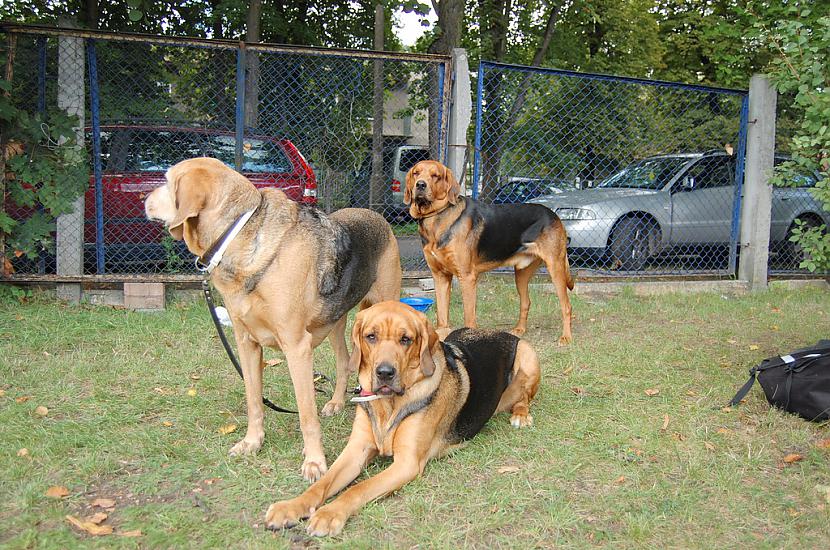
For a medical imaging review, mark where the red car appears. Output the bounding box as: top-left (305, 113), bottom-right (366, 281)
top-left (14, 125), bottom-right (318, 273)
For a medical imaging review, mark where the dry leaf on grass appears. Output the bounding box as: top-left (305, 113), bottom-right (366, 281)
top-left (17, 448), bottom-right (29, 457)
top-left (816, 438), bottom-right (830, 449)
top-left (91, 498), bottom-right (116, 509)
top-left (186, 388), bottom-right (197, 397)
top-left (218, 423), bottom-right (237, 435)
top-left (66, 515), bottom-right (113, 536)
top-left (771, 307), bottom-right (781, 313)
top-left (86, 512), bottom-right (108, 524)
top-left (190, 374), bottom-right (201, 380)
top-left (119, 530), bottom-right (142, 537)
top-left (34, 405), bottom-right (49, 417)
top-left (661, 414), bottom-right (670, 431)
top-left (0, 389), bottom-right (5, 397)
top-left (716, 428), bottom-right (732, 435)
top-left (749, 344), bottom-right (759, 351)
top-left (562, 366), bottom-right (573, 376)
top-left (46, 486), bottom-right (69, 499)
top-left (497, 465), bottom-right (520, 474)
top-left (783, 453), bottom-right (804, 464)
top-left (644, 388), bottom-right (660, 396)
top-left (162, 421), bottom-right (173, 427)
top-left (704, 442), bottom-right (715, 451)
top-left (614, 475), bottom-right (626, 485)
top-left (15, 396), bottom-right (30, 403)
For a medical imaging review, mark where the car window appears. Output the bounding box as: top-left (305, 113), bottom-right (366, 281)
top-left (207, 135), bottom-right (292, 174)
top-left (598, 157), bottom-right (690, 189)
top-left (98, 129), bottom-right (208, 172)
top-left (684, 156), bottom-right (733, 190)
top-left (398, 149), bottom-right (431, 172)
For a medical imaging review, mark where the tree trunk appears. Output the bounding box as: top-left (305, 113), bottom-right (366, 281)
top-left (244, 0), bottom-right (263, 129)
top-left (428, 0), bottom-right (464, 160)
top-left (81, 0), bottom-right (98, 29)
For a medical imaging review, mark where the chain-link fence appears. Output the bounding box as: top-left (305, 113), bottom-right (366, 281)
top-left (473, 61), bottom-right (751, 276)
top-left (3, 26), bottom-right (448, 277)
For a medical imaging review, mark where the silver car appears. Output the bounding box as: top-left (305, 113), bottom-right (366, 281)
top-left (529, 151), bottom-right (829, 270)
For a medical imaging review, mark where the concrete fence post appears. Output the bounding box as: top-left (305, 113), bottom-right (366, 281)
top-left (447, 48), bottom-right (471, 191)
top-left (55, 31), bottom-right (85, 302)
top-left (738, 74), bottom-right (777, 291)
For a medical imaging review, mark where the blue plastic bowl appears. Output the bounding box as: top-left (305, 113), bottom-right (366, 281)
top-left (400, 296), bottom-right (434, 313)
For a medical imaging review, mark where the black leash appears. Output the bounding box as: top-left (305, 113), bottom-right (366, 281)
top-left (202, 279), bottom-right (298, 414)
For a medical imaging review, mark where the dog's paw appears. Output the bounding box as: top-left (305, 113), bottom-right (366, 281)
top-left (301, 455), bottom-right (328, 482)
top-left (320, 399), bottom-right (345, 417)
top-left (510, 413), bottom-right (533, 428)
top-left (229, 436), bottom-right (263, 456)
top-left (510, 326), bottom-right (527, 337)
top-left (306, 505), bottom-right (348, 537)
top-left (557, 334), bottom-right (572, 346)
top-left (264, 497), bottom-right (314, 530)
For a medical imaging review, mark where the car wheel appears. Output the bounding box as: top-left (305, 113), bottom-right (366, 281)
top-left (609, 216), bottom-right (659, 271)
top-left (785, 215), bottom-right (823, 269)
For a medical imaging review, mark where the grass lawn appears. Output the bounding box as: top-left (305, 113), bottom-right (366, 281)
top-left (1, 279), bottom-right (829, 548)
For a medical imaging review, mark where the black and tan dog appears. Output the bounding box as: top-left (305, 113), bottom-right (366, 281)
top-left (144, 157), bottom-right (401, 481)
top-left (405, 160), bottom-right (574, 345)
top-left (264, 300), bottom-right (540, 536)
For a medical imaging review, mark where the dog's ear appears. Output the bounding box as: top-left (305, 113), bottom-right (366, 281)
top-left (167, 167), bottom-right (208, 240)
top-left (404, 165), bottom-right (416, 205)
top-left (417, 312), bottom-right (439, 376)
top-left (443, 164), bottom-right (461, 205)
top-left (348, 312), bottom-right (365, 374)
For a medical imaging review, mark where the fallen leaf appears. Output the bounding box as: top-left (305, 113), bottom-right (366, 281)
top-left (562, 366), bottom-right (573, 376)
top-left (783, 453), bottom-right (803, 464)
top-left (771, 325), bottom-right (779, 331)
top-left (265, 358), bottom-right (284, 367)
top-left (119, 530), bottom-right (142, 537)
top-left (203, 477), bottom-right (222, 485)
top-left (162, 421), bottom-right (173, 427)
top-left (187, 388), bottom-right (197, 397)
top-left (749, 344), bottom-right (759, 351)
top-left (771, 307), bottom-right (781, 313)
top-left (497, 465), bottom-right (520, 474)
top-left (15, 396), bottom-right (30, 403)
top-left (86, 512), bottom-right (108, 525)
top-left (570, 387), bottom-right (585, 395)
top-left (66, 515), bottom-right (113, 536)
top-left (43, 351), bottom-right (50, 356)
top-left (727, 338), bottom-right (737, 344)
top-left (614, 475), bottom-right (626, 485)
top-left (817, 439), bottom-right (830, 449)
top-left (721, 406), bottom-right (734, 412)
top-left (190, 374), bottom-right (201, 381)
top-left (686, 390), bottom-right (698, 397)
top-left (91, 498), bottom-right (116, 509)
top-left (17, 448), bottom-right (29, 457)
top-left (661, 414), bottom-right (670, 431)
top-left (34, 405), bottom-right (49, 417)
top-left (704, 442), bottom-right (715, 451)
top-left (46, 486), bottom-right (70, 498)
top-left (0, 389), bottom-right (5, 397)
top-left (218, 423), bottom-right (237, 435)
top-left (644, 388), bottom-right (660, 396)
top-left (672, 432), bottom-right (686, 441)
top-left (716, 427), bottom-right (732, 435)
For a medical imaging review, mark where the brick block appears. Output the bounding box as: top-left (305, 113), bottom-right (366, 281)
top-left (123, 282), bottom-right (165, 310)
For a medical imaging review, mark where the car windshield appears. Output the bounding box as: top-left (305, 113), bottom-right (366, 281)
top-left (99, 129), bottom-right (291, 173)
top-left (597, 157), bottom-right (691, 190)
top-left (398, 149), bottom-right (431, 172)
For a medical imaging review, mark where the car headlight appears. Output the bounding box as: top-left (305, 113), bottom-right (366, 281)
top-left (555, 207), bottom-right (596, 220)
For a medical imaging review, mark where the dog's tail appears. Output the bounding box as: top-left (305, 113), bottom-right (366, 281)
top-left (565, 253), bottom-right (575, 290)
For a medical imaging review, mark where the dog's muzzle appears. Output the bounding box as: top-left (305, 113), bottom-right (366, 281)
top-left (373, 362), bottom-right (401, 395)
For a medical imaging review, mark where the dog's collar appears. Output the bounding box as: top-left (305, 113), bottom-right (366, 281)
top-left (195, 209), bottom-right (257, 274)
top-left (413, 197), bottom-right (462, 223)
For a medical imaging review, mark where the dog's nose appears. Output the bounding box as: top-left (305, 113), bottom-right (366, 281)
top-left (375, 363), bottom-right (396, 381)
top-left (415, 180), bottom-right (427, 191)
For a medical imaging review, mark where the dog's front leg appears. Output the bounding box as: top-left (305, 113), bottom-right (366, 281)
top-left (265, 409), bottom-right (377, 530)
top-left (306, 445), bottom-right (423, 537)
top-left (321, 315), bottom-right (349, 416)
top-left (432, 271), bottom-right (453, 328)
top-left (285, 334), bottom-right (327, 481)
top-left (228, 329), bottom-right (266, 456)
top-left (458, 273), bottom-right (479, 328)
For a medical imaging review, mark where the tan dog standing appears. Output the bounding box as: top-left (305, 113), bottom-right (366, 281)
top-left (264, 301), bottom-right (540, 536)
top-left (405, 160), bottom-right (574, 345)
top-left (145, 157), bottom-right (401, 480)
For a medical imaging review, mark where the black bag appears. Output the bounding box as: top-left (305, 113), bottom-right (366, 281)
top-left (729, 340), bottom-right (830, 421)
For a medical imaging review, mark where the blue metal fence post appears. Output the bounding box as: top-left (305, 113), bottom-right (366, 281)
top-left (235, 44), bottom-right (246, 171)
top-left (86, 39), bottom-right (105, 275)
top-left (436, 62), bottom-right (445, 162)
top-left (729, 94), bottom-right (750, 276)
top-left (472, 61), bottom-right (486, 199)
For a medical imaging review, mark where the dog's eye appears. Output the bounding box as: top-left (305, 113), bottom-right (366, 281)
top-left (400, 336), bottom-right (412, 346)
top-left (365, 333), bottom-right (377, 343)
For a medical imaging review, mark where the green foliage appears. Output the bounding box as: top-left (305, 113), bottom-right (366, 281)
top-left (1, 81), bottom-right (88, 260)
top-left (761, 10), bottom-right (830, 272)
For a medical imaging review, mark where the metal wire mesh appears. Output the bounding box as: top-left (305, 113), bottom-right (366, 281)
top-left (473, 62), bottom-right (751, 276)
top-left (4, 28), bottom-right (446, 276)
